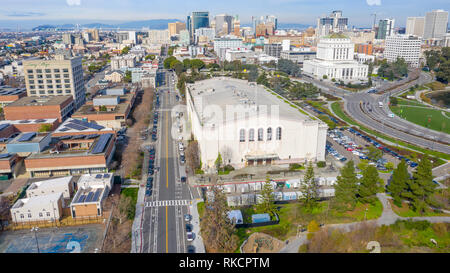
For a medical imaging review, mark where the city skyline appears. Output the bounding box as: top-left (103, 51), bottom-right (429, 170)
top-left (0, 0), bottom-right (449, 29)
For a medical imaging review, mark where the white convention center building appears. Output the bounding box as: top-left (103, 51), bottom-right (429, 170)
top-left (185, 78), bottom-right (328, 171)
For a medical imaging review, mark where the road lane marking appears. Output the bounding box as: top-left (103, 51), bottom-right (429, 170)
top-left (165, 206), bottom-right (168, 253)
top-left (166, 94), bottom-right (169, 189)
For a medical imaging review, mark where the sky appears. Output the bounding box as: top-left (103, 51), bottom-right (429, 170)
top-left (0, 0), bottom-right (449, 29)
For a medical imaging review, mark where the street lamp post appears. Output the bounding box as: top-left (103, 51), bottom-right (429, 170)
top-left (364, 208), bottom-right (368, 221)
top-left (31, 227), bottom-right (40, 253)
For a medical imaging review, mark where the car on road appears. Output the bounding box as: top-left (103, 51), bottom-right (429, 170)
top-left (148, 169), bottom-right (154, 175)
top-left (186, 245), bottom-right (196, 253)
top-left (178, 142), bottom-right (184, 151)
top-left (146, 189), bottom-right (152, 196)
top-left (186, 232), bottom-right (194, 242)
top-left (184, 214), bottom-right (192, 222)
top-left (185, 224), bottom-right (193, 233)
top-left (180, 155), bottom-right (185, 165)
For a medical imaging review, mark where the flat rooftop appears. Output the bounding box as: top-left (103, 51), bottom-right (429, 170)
top-left (6, 95), bottom-right (73, 107)
top-left (12, 192), bottom-right (62, 209)
top-left (53, 118), bottom-right (112, 134)
top-left (71, 186), bottom-right (104, 205)
top-left (187, 78), bottom-right (312, 123)
top-left (0, 86), bottom-right (26, 96)
top-left (8, 132), bottom-right (48, 144)
top-left (27, 176), bottom-right (72, 191)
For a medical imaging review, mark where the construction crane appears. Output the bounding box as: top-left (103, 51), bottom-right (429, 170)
top-left (371, 13), bottom-right (377, 30)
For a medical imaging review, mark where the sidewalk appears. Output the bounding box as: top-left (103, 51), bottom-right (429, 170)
top-left (130, 185), bottom-right (145, 253)
top-left (189, 199), bottom-right (206, 253)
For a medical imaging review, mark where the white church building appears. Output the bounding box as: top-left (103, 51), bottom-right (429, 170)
top-left (303, 34), bottom-right (369, 82)
top-left (185, 78), bottom-right (328, 171)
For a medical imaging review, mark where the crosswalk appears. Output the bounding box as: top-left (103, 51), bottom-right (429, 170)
top-left (145, 199), bottom-right (191, 207)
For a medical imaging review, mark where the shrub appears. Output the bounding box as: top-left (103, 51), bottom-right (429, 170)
top-left (289, 163), bottom-right (303, 170)
top-left (316, 161), bottom-right (326, 168)
top-left (223, 164), bottom-right (235, 172)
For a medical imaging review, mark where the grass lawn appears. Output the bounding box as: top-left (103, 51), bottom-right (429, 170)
top-left (121, 188), bottom-right (138, 204)
top-left (390, 105), bottom-right (450, 134)
top-left (389, 200), bottom-right (450, 217)
top-left (395, 98), bottom-right (426, 107)
top-left (234, 199), bottom-right (383, 242)
top-left (330, 101), bottom-right (450, 161)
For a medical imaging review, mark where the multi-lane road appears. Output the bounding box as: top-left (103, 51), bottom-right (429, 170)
top-left (296, 71), bottom-right (450, 155)
top-left (140, 70), bottom-right (193, 253)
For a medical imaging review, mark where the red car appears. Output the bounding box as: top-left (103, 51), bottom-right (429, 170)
top-left (346, 147), bottom-right (353, 151)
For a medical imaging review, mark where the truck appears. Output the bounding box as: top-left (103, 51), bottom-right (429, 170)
top-left (378, 101), bottom-right (383, 108)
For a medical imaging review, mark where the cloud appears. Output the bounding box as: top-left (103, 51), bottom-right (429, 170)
top-left (366, 0), bottom-right (381, 5)
top-left (6, 11), bottom-right (45, 17)
top-left (67, 0), bottom-right (81, 6)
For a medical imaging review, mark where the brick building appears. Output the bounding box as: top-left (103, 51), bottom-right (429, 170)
top-left (0, 86), bottom-right (27, 107)
top-left (3, 95), bottom-right (74, 123)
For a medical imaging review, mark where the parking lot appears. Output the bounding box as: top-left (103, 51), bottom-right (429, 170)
top-left (0, 225), bottom-right (104, 253)
top-left (325, 127), bottom-right (419, 182)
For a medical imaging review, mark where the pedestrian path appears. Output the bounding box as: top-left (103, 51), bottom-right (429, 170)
top-left (145, 199), bottom-right (191, 207)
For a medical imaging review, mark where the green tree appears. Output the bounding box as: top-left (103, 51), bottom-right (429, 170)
top-left (385, 162), bottom-right (395, 171)
top-left (183, 58), bottom-right (191, 69)
top-left (357, 159), bottom-right (369, 171)
top-left (201, 185), bottom-right (238, 252)
top-left (300, 161), bottom-right (319, 209)
top-left (163, 56), bottom-right (177, 69)
top-left (190, 59), bottom-right (205, 70)
top-left (402, 155), bottom-right (436, 213)
top-left (367, 146), bottom-right (383, 162)
top-left (121, 46), bottom-right (130, 55)
top-left (358, 165), bottom-right (381, 204)
top-left (334, 160), bottom-right (359, 211)
top-left (256, 177), bottom-right (276, 216)
top-left (389, 96), bottom-right (398, 106)
top-left (215, 153), bottom-right (223, 172)
top-left (124, 70), bottom-right (132, 83)
top-left (144, 54), bottom-right (155, 60)
top-left (387, 160), bottom-right (409, 206)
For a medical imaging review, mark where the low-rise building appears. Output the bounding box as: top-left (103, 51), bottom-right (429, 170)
top-left (280, 50), bottom-right (316, 64)
top-left (11, 192), bottom-right (64, 223)
top-left (70, 173), bottom-right (113, 218)
top-left (26, 176), bottom-right (75, 199)
top-left (0, 153), bottom-right (21, 179)
top-left (72, 89), bottom-right (136, 130)
top-left (104, 70), bottom-right (124, 83)
top-left (4, 95), bottom-right (74, 123)
top-left (0, 86), bottom-right (27, 107)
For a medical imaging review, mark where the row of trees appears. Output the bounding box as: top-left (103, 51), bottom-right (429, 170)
top-left (387, 156), bottom-right (436, 213)
top-left (424, 47), bottom-right (450, 83)
top-left (256, 71), bottom-right (319, 100)
top-left (334, 160), bottom-right (382, 210)
top-left (377, 58), bottom-right (408, 81)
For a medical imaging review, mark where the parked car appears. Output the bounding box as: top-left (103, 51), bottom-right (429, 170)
top-left (146, 189), bottom-right (152, 196)
top-left (186, 245), bottom-right (195, 253)
top-left (185, 224), bottom-right (193, 233)
top-left (186, 232), bottom-right (194, 242)
top-left (184, 214), bottom-right (192, 222)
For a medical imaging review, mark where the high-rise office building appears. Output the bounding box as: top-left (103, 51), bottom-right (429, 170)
top-left (214, 14), bottom-right (233, 36)
top-left (384, 35), bottom-right (421, 67)
top-left (406, 17), bottom-right (425, 37)
top-left (128, 31), bottom-right (137, 44)
top-left (233, 15), bottom-right (241, 36)
top-left (85, 29), bottom-right (99, 41)
top-left (316, 10), bottom-right (348, 37)
top-left (376, 19), bottom-right (395, 39)
top-left (168, 22), bottom-right (186, 37)
top-left (423, 9), bottom-right (449, 39)
top-left (23, 55), bottom-right (86, 109)
top-left (252, 15), bottom-right (278, 35)
top-left (187, 12), bottom-right (210, 39)
top-left (116, 32), bottom-right (130, 43)
top-left (62, 33), bottom-right (74, 45)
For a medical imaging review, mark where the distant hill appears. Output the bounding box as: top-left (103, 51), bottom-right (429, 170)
top-left (32, 19), bottom-right (183, 31)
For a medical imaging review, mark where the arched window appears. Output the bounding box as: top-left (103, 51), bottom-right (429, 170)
top-left (267, 127), bottom-right (272, 141)
top-left (249, 129), bottom-right (255, 142)
top-left (239, 129), bottom-right (245, 142)
top-left (258, 128), bottom-right (263, 141)
top-left (276, 127), bottom-right (282, 140)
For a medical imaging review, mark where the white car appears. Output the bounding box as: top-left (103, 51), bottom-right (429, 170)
top-left (178, 142), bottom-right (184, 151)
top-left (186, 232), bottom-right (194, 242)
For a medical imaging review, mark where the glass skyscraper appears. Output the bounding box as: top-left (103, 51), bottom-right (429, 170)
top-left (187, 12), bottom-right (210, 38)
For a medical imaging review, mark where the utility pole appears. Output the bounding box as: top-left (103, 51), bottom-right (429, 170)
top-left (31, 227), bottom-right (40, 253)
